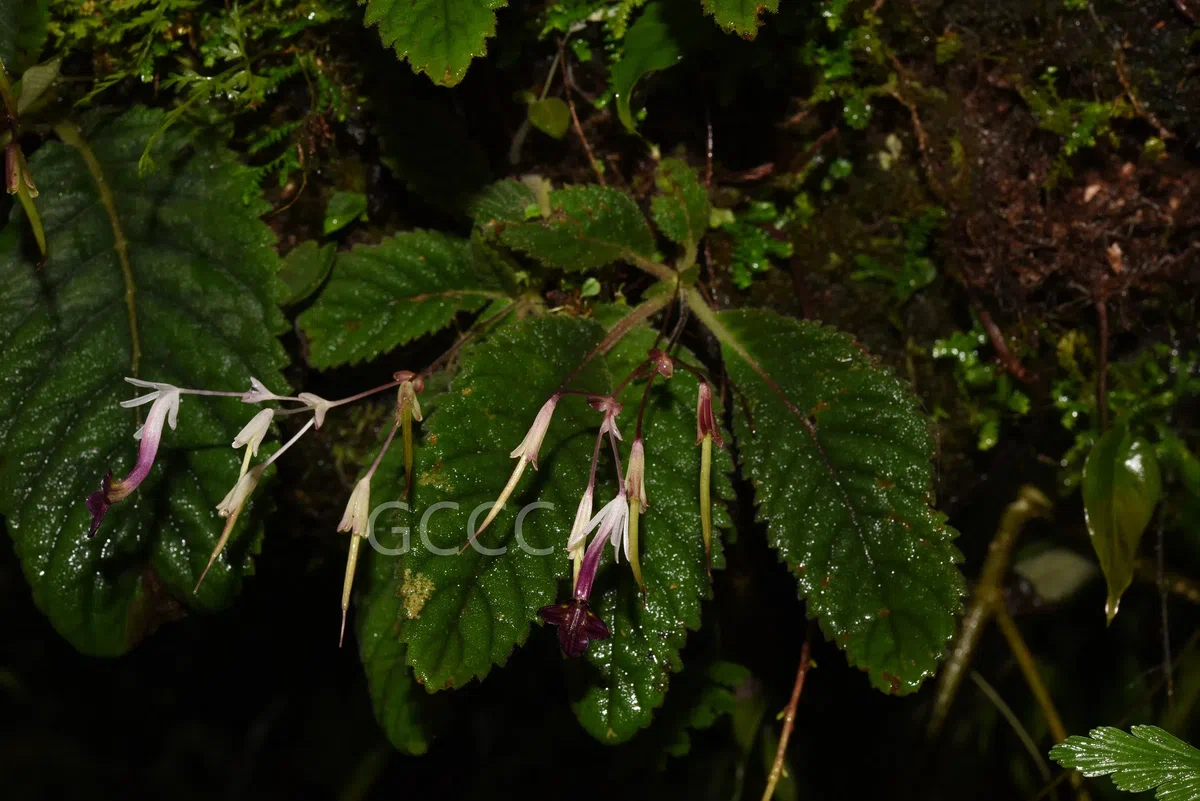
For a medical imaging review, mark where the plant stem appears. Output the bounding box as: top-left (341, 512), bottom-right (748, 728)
top-left (559, 291), bottom-right (673, 392)
top-left (761, 631), bottom-right (811, 801)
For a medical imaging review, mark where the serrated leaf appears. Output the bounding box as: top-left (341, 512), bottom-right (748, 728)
top-left (497, 185), bottom-right (657, 271)
top-left (528, 97), bottom-right (570, 139)
top-left (610, 3), bottom-right (684, 133)
top-left (712, 309), bottom-right (964, 693)
top-left (572, 326), bottom-right (736, 743)
top-left (279, 240), bottom-right (335, 306)
top-left (1050, 726), bottom-right (1200, 801)
top-left (390, 315), bottom-right (610, 689)
top-left (651, 158), bottom-right (708, 260)
top-left (1082, 423), bottom-right (1162, 623)
top-left (702, 0), bottom-right (779, 38)
top-left (467, 179), bottom-right (538, 230)
top-left (297, 230), bottom-right (515, 369)
top-left (0, 107), bottom-right (287, 655)
top-left (363, 0), bottom-right (507, 86)
top-left (659, 661), bottom-right (751, 762)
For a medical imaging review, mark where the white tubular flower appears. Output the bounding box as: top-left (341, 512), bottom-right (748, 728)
top-left (297, 392), bottom-right (332, 429)
top-left (123, 377), bottom-right (182, 439)
top-left (509, 396), bottom-right (559, 469)
top-left (566, 486), bottom-right (595, 554)
top-left (217, 466), bottom-right (264, 519)
top-left (398, 380), bottom-right (423, 422)
top-left (243, 377), bottom-right (288, 404)
top-left (232, 408), bottom-right (274, 457)
top-left (585, 494), bottom-right (630, 563)
top-left (338, 478), bottom-right (372, 538)
top-left (625, 438), bottom-right (648, 512)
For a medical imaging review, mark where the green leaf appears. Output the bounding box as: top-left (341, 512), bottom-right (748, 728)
top-left (528, 97), bottom-right (570, 139)
top-left (466, 179), bottom-right (538, 230)
top-left (1082, 423), bottom-right (1162, 622)
top-left (15, 55), bottom-right (58, 115)
top-left (701, 0), bottom-right (778, 37)
top-left (711, 308), bottom-right (964, 693)
top-left (0, 107), bottom-right (287, 655)
top-left (0, 0), bottom-right (49, 73)
top-left (572, 326), bottom-right (735, 742)
top-left (651, 158), bottom-right (708, 261)
top-left (1050, 726), bottom-right (1200, 801)
top-left (363, 0), bottom-right (507, 86)
top-left (279, 241), bottom-right (335, 306)
top-left (323, 190), bottom-right (367, 235)
top-left (659, 661), bottom-right (752, 762)
top-left (610, 3), bottom-right (684, 133)
top-left (297, 230), bottom-right (514, 369)
top-left (391, 315), bottom-right (610, 689)
top-left (497, 185), bottom-right (657, 271)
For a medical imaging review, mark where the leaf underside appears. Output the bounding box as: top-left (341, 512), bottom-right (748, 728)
top-left (362, 0), bottom-right (508, 86)
top-left (0, 107), bottom-right (288, 655)
top-left (716, 309), bottom-right (964, 693)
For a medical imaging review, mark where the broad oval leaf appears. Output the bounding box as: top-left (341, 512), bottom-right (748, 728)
top-left (0, 107), bottom-right (288, 654)
top-left (701, 0), bottom-right (779, 38)
top-left (651, 158), bottom-right (708, 262)
top-left (712, 308), bottom-right (964, 693)
top-left (610, 3), bottom-right (684, 133)
top-left (1082, 423), bottom-right (1162, 622)
top-left (363, 0), bottom-right (507, 86)
top-left (279, 240), bottom-right (335, 306)
top-left (572, 325), bottom-right (735, 743)
top-left (297, 230), bottom-right (515, 368)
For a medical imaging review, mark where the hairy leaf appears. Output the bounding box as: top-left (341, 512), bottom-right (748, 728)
top-left (297, 230), bottom-right (515, 369)
top-left (713, 309), bottom-right (964, 693)
top-left (651, 158), bottom-right (708, 260)
top-left (363, 0), bottom-right (507, 86)
top-left (1050, 726), bottom-right (1200, 801)
top-left (572, 326), bottom-right (735, 742)
top-left (497, 185), bottom-right (657, 272)
top-left (0, 107), bottom-right (287, 655)
top-left (701, 0), bottom-right (779, 37)
top-left (1082, 423), bottom-right (1162, 622)
top-left (467, 179), bottom-right (538, 230)
top-left (610, 3), bottom-right (684, 133)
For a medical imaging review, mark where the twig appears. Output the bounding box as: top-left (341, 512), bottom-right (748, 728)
top-left (970, 671), bottom-right (1057, 800)
top-left (977, 309), bottom-right (1037, 384)
top-left (761, 631), bottom-right (812, 801)
top-left (557, 37), bottom-right (605, 185)
top-left (1095, 293), bottom-right (1109, 430)
top-left (1157, 514), bottom-right (1174, 702)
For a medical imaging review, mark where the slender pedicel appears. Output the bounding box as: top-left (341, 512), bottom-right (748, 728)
top-left (696, 382), bottom-right (723, 573)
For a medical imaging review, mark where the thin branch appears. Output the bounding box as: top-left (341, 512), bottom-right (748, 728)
top-left (970, 670), bottom-right (1057, 798)
top-left (1095, 294), bottom-right (1109, 430)
top-left (557, 37), bottom-right (605, 185)
top-left (761, 631), bottom-right (812, 801)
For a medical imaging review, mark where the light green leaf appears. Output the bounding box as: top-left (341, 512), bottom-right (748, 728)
top-left (651, 158), bottom-right (708, 261)
top-left (572, 325), bottom-right (735, 742)
top-left (15, 55), bottom-right (58, 114)
top-left (363, 0), bottom-right (507, 86)
top-left (0, 107), bottom-right (288, 655)
top-left (1050, 726), bottom-right (1200, 801)
top-left (323, 190), bottom-right (367, 235)
top-left (297, 230), bottom-right (515, 369)
top-left (701, 0), bottom-right (778, 37)
top-left (610, 3), bottom-right (684, 133)
top-left (496, 185), bottom-right (657, 271)
top-left (528, 97), bottom-right (570, 139)
top-left (279, 240), bottom-right (335, 306)
top-left (1082, 423), bottom-right (1162, 622)
top-left (712, 308), bottom-right (964, 693)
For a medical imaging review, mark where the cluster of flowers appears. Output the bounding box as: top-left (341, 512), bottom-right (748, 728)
top-left (84, 348), bottom-right (723, 658)
top-left (85, 371), bottom-right (424, 645)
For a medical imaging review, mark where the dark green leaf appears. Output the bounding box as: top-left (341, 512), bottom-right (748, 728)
top-left (572, 325), bottom-right (735, 742)
top-left (279, 241), bottom-right (335, 306)
top-left (0, 107), bottom-right (287, 655)
top-left (297, 230), bottom-right (515, 369)
top-left (701, 0), bottom-right (778, 37)
top-left (363, 0), bottom-right (507, 86)
top-left (467, 179), bottom-right (538, 230)
top-left (498, 185), bottom-right (657, 271)
top-left (658, 661), bottom-right (751, 762)
top-left (610, 3), bottom-right (684, 133)
top-left (1082, 423), bottom-right (1162, 622)
top-left (712, 308), bottom-right (964, 693)
top-left (528, 97), bottom-right (570, 139)
top-left (1050, 726), bottom-right (1200, 801)
top-left (0, 0), bottom-right (49, 73)
top-left (323, 190), bottom-right (367, 235)
top-left (651, 158), bottom-right (708, 261)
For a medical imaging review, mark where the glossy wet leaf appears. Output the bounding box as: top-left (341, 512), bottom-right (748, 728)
top-left (1050, 726), bottom-right (1200, 801)
top-left (701, 0), bottom-right (778, 37)
top-left (322, 190), bottom-right (367, 235)
top-left (610, 3), bottom-right (684, 133)
top-left (651, 158), bottom-right (708, 260)
top-left (279, 240), bottom-right (334, 306)
top-left (713, 309), bottom-right (964, 693)
top-left (0, 107), bottom-right (288, 655)
top-left (572, 326), bottom-right (735, 743)
top-left (363, 0), bottom-right (507, 86)
top-left (1082, 424), bottom-right (1162, 622)
top-left (492, 184), bottom-right (657, 271)
top-left (297, 230), bottom-right (515, 368)
top-left (528, 97), bottom-right (570, 139)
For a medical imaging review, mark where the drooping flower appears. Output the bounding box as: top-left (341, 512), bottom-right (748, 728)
top-left (297, 392), bottom-right (332, 429)
top-left (695, 382), bottom-right (722, 574)
top-left (338, 476), bottom-right (373, 647)
top-left (195, 463), bottom-right (266, 593)
top-left (589, 395), bottom-right (623, 441)
top-left (624, 438), bottom-right (648, 595)
top-left (567, 486), bottom-right (594, 590)
top-left (242, 376), bottom-right (289, 404)
top-left (86, 379), bottom-right (182, 537)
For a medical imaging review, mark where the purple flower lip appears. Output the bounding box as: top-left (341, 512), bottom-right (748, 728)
top-left (539, 600), bottom-right (611, 657)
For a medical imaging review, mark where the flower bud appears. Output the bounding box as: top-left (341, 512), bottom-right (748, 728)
top-left (695, 382), bottom-right (724, 447)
